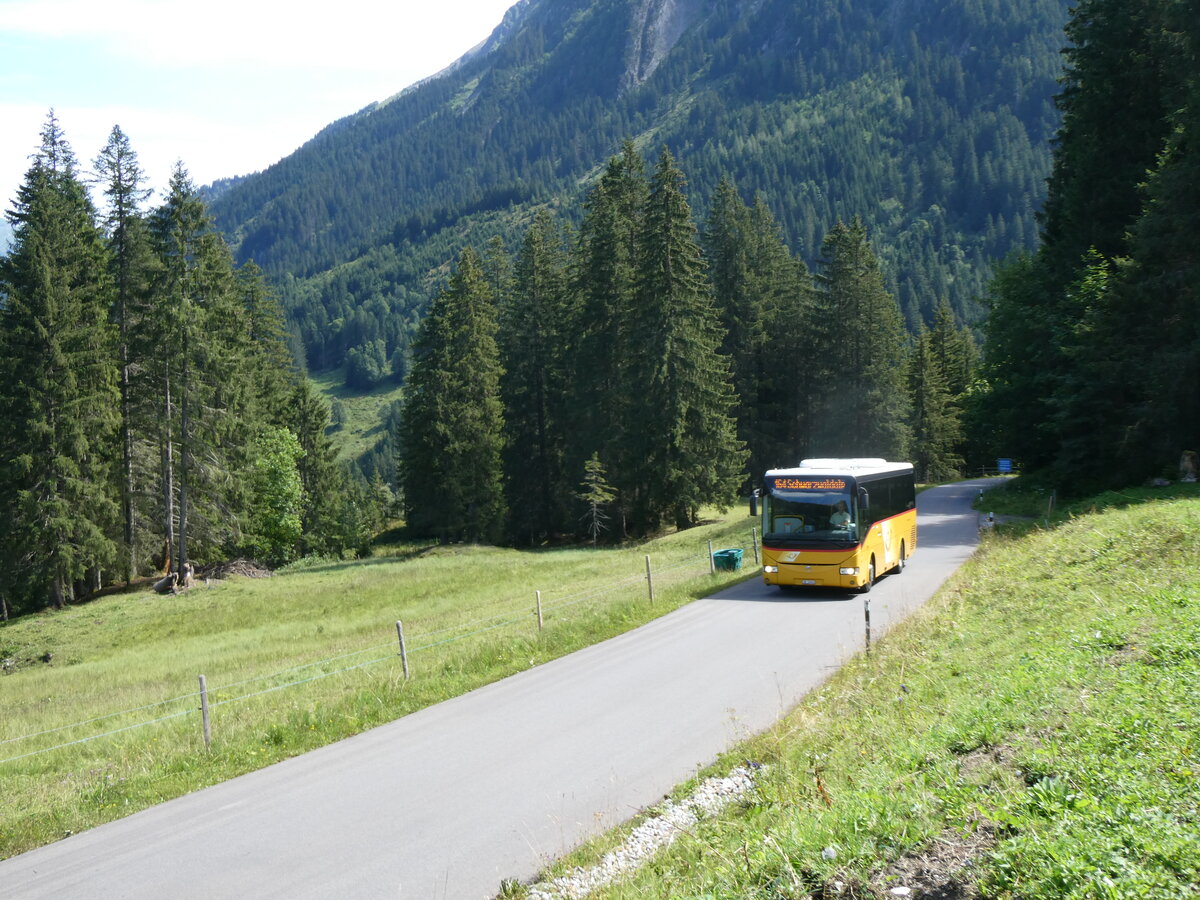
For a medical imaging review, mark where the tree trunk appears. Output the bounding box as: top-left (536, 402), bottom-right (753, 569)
top-left (177, 332), bottom-right (190, 577)
top-left (48, 577), bottom-right (65, 610)
top-left (162, 362), bottom-right (175, 576)
top-left (120, 326), bottom-right (135, 584)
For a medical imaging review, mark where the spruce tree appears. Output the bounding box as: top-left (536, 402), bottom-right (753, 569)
top-left (1107, 1), bottom-right (1200, 480)
top-left (622, 148), bottom-right (746, 533)
top-left (568, 141), bottom-right (648, 532)
top-left (906, 324), bottom-right (963, 482)
top-left (149, 164), bottom-right (249, 572)
top-left (287, 379), bottom-right (347, 556)
top-left (93, 125), bottom-right (155, 582)
top-left (705, 180), bottom-right (817, 477)
top-left (1039, 0), bottom-right (1179, 279)
top-left (238, 260), bottom-right (296, 422)
top-left (576, 452), bottom-right (616, 546)
top-left (0, 112), bottom-right (120, 609)
top-left (399, 247), bottom-right (506, 543)
top-left (810, 218), bottom-right (910, 459)
top-left (928, 297), bottom-right (978, 398)
top-left (499, 210), bottom-right (571, 543)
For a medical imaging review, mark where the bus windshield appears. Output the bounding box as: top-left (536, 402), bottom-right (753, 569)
top-left (763, 485), bottom-right (858, 543)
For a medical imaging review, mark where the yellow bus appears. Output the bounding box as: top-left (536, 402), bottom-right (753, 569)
top-left (760, 458), bottom-right (916, 592)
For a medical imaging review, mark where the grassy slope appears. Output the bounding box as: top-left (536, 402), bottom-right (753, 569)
top-left (308, 369), bottom-right (403, 462)
top-left (523, 484), bottom-right (1200, 898)
top-left (0, 509), bottom-right (757, 859)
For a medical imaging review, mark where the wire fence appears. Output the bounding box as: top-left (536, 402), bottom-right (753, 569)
top-left (1, 534), bottom-right (758, 767)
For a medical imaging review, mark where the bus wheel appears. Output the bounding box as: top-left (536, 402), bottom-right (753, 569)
top-left (896, 542), bottom-right (906, 573)
top-left (858, 558), bottom-right (875, 593)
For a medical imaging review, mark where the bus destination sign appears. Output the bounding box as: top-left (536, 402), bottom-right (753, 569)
top-left (772, 477), bottom-right (848, 491)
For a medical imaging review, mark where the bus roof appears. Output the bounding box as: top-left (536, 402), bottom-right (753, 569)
top-left (765, 459), bottom-right (913, 480)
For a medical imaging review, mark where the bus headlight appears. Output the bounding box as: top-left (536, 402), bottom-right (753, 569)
top-left (840, 567), bottom-right (858, 575)
top-left (763, 566), bottom-right (779, 573)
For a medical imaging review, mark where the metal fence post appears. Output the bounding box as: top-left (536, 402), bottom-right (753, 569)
top-left (645, 555), bottom-right (654, 602)
top-left (535, 590), bottom-right (544, 631)
top-left (751, 527), bottom-right (759, 565)
top-left (396, 620), bottom-right (410, 680)
top-left (198, 674), bottom-right (211, 750)
top-left (864, 596), bottom-right (872, 656)
top-left (708, 540), bottom-right (715, 575)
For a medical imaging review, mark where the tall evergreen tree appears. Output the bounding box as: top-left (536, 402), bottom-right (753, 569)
top-left (1039, 0), bottom-right (1179, 279)
top-left (928, 297), bottom-right (978, 399)
top-left (149, 163), bottom-right (249, 572)
top-left (499, 210), bottom-right (572, 543)
top-left (238, 260), bottom-right (295, 422)
top-left (621, 148), bottom-right (746, 533)
top-left (977, 0), bottom-right (1194, 487)
top-left (399, 247), bottom-right (506, 543)
top-left (93, 125), bottom-right (155, 582)
top-left (287, 379), bottom-right (348, 556)
top-left (1105, 0), bottom-right (1200, 481)
top-left (705, 180), bottom-right (817, 477)
top-left (810, 218), bottom-right (910, 459)
top-left (906, 324), bottom-right (963, 482)
top-left (0, 112), bottom-right (120, 610)
top-left (567, 140), bottom-right (647, 530)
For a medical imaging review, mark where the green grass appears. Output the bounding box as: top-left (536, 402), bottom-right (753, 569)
top-left (521, 486), bottom-right (1200, 898)
top-left (0, 509), bottom-right (759, 859)
top-left (308, 369), bottom-right (404, 461)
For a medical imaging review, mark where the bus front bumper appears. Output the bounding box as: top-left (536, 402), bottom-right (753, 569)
top-left (762, 564), bottom-right (866, 590)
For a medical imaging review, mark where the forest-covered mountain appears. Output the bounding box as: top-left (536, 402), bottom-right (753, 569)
top-left (209, 0), bottom-right (1071, 376)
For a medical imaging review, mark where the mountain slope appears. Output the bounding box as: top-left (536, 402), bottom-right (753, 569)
top-left (210, 0), bottom-right (1071, 374)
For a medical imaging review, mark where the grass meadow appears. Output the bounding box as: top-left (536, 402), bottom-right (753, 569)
top-left (518, 484), bottom-right (1200, 898)
top-left (0, 509), bottom-right (759, 859)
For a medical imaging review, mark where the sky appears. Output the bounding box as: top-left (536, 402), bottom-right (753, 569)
top-left (0, 0), bottom-right (518, 213)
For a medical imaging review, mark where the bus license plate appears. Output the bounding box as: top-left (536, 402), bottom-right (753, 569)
top-left (802, 579), bottom-right (816, 585)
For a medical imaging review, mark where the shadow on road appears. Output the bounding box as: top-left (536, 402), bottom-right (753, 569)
top-left (710, 577), bottom-right (858, 604)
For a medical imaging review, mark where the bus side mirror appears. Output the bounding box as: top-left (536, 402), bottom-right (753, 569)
top-left (858, 487), bottom-right (870, 511)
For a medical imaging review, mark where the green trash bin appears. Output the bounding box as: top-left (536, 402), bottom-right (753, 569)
top-left (713, 548), bottom-right (743, 571)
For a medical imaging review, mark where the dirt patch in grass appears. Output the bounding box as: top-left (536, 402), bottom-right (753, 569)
top-left (869, 819), bottom-right (999, 899)
top-left (956, 743), bottom-right (1016, 779)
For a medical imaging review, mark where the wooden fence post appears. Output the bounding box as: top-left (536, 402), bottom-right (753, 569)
top-left (396, 620), bottom-right (410, 680)
top-left (645, 555), bottom-right (654, 602)
top-left (198, 674), bottom-right (211, 750)
top-left (708, 540), bottom-right (715, 575)
top-left (536, 590), bottom-right (543, 631)
top-left (751, 527), bottom-right (759, 565)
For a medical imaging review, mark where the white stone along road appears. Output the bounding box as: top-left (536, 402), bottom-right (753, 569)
top-left (0, 479), bottom-right (995, 899)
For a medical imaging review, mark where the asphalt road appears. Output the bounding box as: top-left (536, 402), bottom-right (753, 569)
top-left (0, 479), bottom-right (995, 899)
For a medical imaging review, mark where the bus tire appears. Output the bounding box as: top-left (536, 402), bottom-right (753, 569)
top-left (858, 558), bottom-right (876, 593)
top-left (896, 542), bottom-right (906, 573)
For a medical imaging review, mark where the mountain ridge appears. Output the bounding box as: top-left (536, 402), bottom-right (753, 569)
top-left (208, 0), bottom-right (1071, 375)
